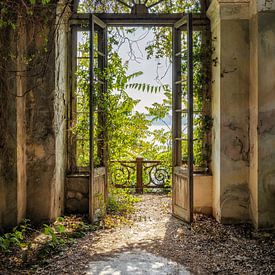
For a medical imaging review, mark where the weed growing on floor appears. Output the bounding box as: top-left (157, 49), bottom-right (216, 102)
top-left (0, 219), bottom-right (30, 252)
top-left (107, 188), bottom-right (140, 215)
top-left (104, 187), bottom-right (141, 228)
top-left (0, 216), bottom-right (98, 269)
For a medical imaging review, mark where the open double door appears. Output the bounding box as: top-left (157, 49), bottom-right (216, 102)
top-left (88, 15), bottom-right (108, 222)
top-left (87, 13), bottom-right (195, 223)
top-left (171, 14), bottom-right (194, 223)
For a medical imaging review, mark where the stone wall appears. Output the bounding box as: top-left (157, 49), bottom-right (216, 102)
top-left (249, 0), bottom-right (275, 229)
top-left (208, 0), bottom-right (275, 228)
top-left (26, 2), bottom-right (69, 223)
top-left (25, 6), bottom-right (57, 223)
top-left (65, 176), bottom-right (89, 214)
top-left (0, 1), bottom-right (70, 229)
top-left (257, 12), bottom-right (275, 228)
top-left (208, 0), bottom-right (250, 223)
top-left (0, 26), bottom-right (19, 230)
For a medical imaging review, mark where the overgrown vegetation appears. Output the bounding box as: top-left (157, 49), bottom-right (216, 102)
top-left (0, 216), bottom-right (99, 270)
top-left (108, 188), bottom-right (140, 215)
top-left (0, 0), bottom-right (212, 271)
top-left (103, 188), bottom-right (141, 228)
top-left (0, 188), bottom-right (141, 267)
top-left (72, 0), bottom-right (212, 183)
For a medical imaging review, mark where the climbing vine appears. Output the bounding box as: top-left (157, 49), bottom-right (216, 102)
top-left (73, 0), bottom-right (212, 175)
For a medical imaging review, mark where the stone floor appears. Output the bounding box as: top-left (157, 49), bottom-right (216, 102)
top-left (87, 250), bottom-right (190, 275)
top-left (2, 194), bottom-right (274, 274)
top-left (38, 194), bottom-right (274, 274)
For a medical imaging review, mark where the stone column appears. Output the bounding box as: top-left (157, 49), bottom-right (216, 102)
top-left (207, 0), bottom-right (250, 223)
top-left (16, 15), bottom-right (27, 224)
top-left (0, 16), bottom-right (28, 230)
top-left (25, 2), bottom-right (70, 223)
top-left (249, 0), bottom-right (275, 229)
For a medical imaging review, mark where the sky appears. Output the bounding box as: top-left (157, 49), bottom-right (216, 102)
top-left (111, 27), bottom-right (172, 113)
top-left (77, 27), bottom-right (172, 114)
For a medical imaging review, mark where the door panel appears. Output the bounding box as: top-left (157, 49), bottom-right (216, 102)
top-left (172, 14), bottom-right (194, 223)
top-left (89, 15), bottom-right (108, 222)
top-left (173, 168), bottom-right (189, 219)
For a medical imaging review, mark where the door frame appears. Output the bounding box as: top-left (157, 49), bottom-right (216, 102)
top-left (172, 14), bottom-right (194, 223)
top-left (69, 12), bottom-right (209, 223)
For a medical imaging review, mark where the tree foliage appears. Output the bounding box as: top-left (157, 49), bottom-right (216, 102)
top-left (72, 0), bottom-right (212, 179)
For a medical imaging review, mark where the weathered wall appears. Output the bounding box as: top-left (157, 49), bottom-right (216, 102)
top-left (208, 3), bottom-right (221, 220)
top-left (0, 1), bottom-right (69, 229)
top-left (25, 11), bottom-right (56, 222)
top-left (16, 16), bottom-right (28, 225)
top-left (0, 30), bottom-right (17, 229)
top-left (208, 0), bottom-right (275, 228)
top-left (193, 175), bottom-right (213, 215)
top-left (257, 12), bottom-right (275, 229)
top-left (0, 21), bottom-right (27, 230)
top-left (249, 0), bottom-right (275, 229)
top-left (249, 0), bottom-right (259, 228)
top-left (66, 176), bottom-right (89, 214)
top-left (53, 2), bottom-right (69, 217)
top-left (26, 2), bottom-right (69, 223)
top-left (208, 0), bottom-right (250, 223)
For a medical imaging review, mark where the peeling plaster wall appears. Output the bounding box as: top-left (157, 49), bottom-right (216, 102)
top-left (249, 2), bottom-right (275, 228)
top-left (25, 8), bottom-right (58, 222)
top-left (208, 7), bottom-right (221, 220)
top-left (16, 16), bottom-right (27, 225)
top-left (257, 14), bottom-right (275, 228)
top-left (208, 0), bottom-right (275, 228)
top-left (220, 18), bottom-right (250, 223)
top-left (249, 7), bottom-right (259, 227)
top-left (0, 51), bottom-right (17, 229)
top-left (0, 24), bottom-right (26, 230)
top-left (26, 3), bottom-right (69, 223)
top-left (53, 2), bottom-right (69, 218)
top-left (208, 0), bottom-right (250, 223)
top-left (0, 2), bottom-right (69, 230)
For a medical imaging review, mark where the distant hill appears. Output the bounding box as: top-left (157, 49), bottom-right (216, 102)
top-left (146, 115), bottom-right (172, 126)
top-left (146, 114), bottom-right (187, 127)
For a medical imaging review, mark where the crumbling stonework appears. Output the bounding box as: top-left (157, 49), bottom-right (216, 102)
top-left (66, 176), bottom-right (89, 214)
top-left (26, 2), bottom-right (69, 223)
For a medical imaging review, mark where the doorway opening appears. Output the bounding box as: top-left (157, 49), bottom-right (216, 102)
top-left (107, 25), bottom-right (173, 194)
top-left (67, 0), bottom-right (211, 223)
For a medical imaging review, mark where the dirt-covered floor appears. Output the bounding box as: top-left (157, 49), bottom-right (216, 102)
top-left (1, 194), bottom-right (275, 274)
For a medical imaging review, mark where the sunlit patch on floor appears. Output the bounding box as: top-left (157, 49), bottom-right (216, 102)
top-left (87, 250), bottom-right (191, 275)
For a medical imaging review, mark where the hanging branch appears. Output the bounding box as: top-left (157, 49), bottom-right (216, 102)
top-left (111, 27), bottom-right (150, 63)
top-left (116, 0), bottom-right (133, 9)
top-left (147, 0), bottom-right (165, 9)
